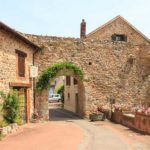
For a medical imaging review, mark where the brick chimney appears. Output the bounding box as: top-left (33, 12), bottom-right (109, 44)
top-left (80, 19), bottom-right (86, 38)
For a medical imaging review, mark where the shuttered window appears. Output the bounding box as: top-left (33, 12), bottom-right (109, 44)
top-left (18, 54), bottom-right (25, 77)
top-left (74, 78), bottom-right (78, 85)
top-left (66, 76), bottom-right (71, 86)
top-left (16, 50), bottom-right (27, 77)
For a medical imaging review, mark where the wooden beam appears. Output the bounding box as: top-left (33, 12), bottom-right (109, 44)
top-left (9, 82), bottom-right (31, 88)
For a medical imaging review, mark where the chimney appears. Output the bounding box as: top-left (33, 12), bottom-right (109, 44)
top-left (80, 19), bottom-right (86, 38)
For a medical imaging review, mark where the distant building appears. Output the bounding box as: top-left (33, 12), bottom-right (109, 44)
top-left (64, 76), bottom-right (79, 113)
top-left (0, 22), bottom-right (40, 122)
top-left (49, 76), bottom-right (65, 95)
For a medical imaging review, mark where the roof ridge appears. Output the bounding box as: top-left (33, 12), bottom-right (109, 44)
top-left (87, 15), bottom-right (150, 43)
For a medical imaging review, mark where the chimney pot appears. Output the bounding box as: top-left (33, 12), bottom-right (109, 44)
top-left (80, 19), bottom-right (86, 38)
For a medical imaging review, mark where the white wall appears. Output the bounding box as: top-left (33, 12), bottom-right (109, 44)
top-left (64, 77), bottom-right (78, 113)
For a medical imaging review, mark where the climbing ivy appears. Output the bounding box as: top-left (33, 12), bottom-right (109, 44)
top-left (36, 62), bottom-right (84, 91)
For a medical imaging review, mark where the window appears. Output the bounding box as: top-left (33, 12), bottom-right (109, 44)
top-left (74, 78), bottom-right (78, 85)
top-left (16, 50), bottom-right (27, 77)
top-left (112, 34), bottom-right (127, 42)
top-left (68, 93), bottom-right (70, 100)
top-left (66, 76), bottom-right (71, 86)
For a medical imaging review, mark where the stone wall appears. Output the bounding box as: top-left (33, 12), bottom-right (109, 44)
top-left (25, 33), bottom-right (150, 117)
top-left (0, 29), bottom-right (35, 120)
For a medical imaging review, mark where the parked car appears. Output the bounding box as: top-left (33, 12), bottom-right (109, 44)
top-left (48, 94), bottom-right (61, 102)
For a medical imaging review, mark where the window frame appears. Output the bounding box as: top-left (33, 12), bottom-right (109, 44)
top-left (66, 76), bottom-right (71, 86)
top-left (112, 34), bottom-right (127, 42)
top-left (15, 49), bottom-right (27, 77)
top-left (74, 78), bottom-right (78, 85)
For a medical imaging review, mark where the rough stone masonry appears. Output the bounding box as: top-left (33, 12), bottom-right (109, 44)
top-left (24, 34), bottom-right (150, 117)
top-left (22, 16), bottom-right (150, 118)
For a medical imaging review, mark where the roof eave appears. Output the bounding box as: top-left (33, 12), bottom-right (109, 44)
top-left (0, 21), bottom-right (41, 50)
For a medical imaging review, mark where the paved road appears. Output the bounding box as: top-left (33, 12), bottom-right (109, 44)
top-left (49, 108), bottom-right (150, 150)
top-left (0, 107), bottom-right (149, 150)
top-left (0, 109), bottom-right (83, 150)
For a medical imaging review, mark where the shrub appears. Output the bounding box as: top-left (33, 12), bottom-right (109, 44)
top-left (0, 91), bottom-right (22, 124)
top-left (57, 85), bottom-right (64, 104)
top-left (0, 120), bottom-right (8, 128)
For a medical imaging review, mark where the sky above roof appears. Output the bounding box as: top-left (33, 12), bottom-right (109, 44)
top-left (0, 0), bottom-right (150, 38)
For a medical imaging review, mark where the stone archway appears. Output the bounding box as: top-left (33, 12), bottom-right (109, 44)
top-left (35, 62), bottom-right (86, 120)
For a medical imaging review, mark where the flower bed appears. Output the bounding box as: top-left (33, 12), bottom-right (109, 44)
top-left (112, 110), bottom-right (150, 134)
top-left (89, 112), bottom-right (105, 121)
top-left (111, 110), bottom-right (123, 123)
top-left (134, 113), bottom-right (150, 134)
top-left (122, 113), bottom-right (135, 128)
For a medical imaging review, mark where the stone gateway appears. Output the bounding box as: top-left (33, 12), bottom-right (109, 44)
top-left (0, 15), bottom-right (150, 120)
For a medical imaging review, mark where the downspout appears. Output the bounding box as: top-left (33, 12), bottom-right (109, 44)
top-left (33, 48), bottom-right (38, 110)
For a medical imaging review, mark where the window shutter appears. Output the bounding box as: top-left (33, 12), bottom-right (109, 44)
top-left (74, 78), bottom-right (78, 85)
top-left (18, 54), bottom-right (25, 77)
top-left (66, 76), bottom-right (71, 86)
top-left (111, 34), bottom-right (116, 41)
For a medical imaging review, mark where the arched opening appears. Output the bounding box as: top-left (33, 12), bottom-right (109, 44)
top-left (35, 62), bottom-right (85, 120)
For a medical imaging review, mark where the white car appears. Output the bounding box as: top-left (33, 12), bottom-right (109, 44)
top-left (48, 94), bottom-right (61, 102)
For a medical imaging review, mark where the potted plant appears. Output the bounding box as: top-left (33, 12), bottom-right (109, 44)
top-left (89, 107), bottom-right (105, 121)
top-left (89, 112), bottom-right (105, 121)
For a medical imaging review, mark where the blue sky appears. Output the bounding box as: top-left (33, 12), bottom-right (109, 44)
top-left (0, 0), bottom-right (150, 38)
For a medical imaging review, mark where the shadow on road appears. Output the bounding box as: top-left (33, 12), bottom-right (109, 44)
top-left (49, 108), bottom-right (81, 121)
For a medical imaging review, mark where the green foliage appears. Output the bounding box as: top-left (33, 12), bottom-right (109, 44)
top-left (36, 62), bottom-right (84, 91)
top-left (14, 116), bottom-right (23, 125)
top-left (57, 85), bottom-right (64, 103)
top-left (0, 120), bottom-right (8, 128)
top-left (0, 91), bottom-right (22, 124)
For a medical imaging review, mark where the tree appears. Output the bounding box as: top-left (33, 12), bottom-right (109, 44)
top-left (57, 85), bottom-right (64, 104)
top-left (0, 91), bottom-right (22, 124)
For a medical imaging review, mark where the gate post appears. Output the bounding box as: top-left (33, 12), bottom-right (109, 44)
top-left (36, 89), bottom-right (49, 121)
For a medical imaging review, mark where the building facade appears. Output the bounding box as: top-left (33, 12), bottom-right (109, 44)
top-left (0, 15), bottom-right (150, 120)
top-left (64, 76), bottom-right (78, 113)
top-left (0, 22), bottom-right (40, 122)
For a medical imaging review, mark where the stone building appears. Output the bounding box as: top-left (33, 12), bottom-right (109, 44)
top-left (49, 76), bottom-right (64, 95)
top-left (64, 76), bottom-right (79, 113)
top-left (0, 22), bottom-right (40, 122)
top-left (0, 15), bottom-right (150, 120)
top-left (26, 15), bottom-right (150, 119)
top-left (86, 15), bottom-right (150, 45)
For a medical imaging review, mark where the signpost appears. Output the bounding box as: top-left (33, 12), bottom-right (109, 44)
top-left (30, 65), bottom-right (38, 78)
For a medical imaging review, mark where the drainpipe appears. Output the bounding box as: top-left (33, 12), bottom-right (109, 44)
top-left (32, 48), bottom-right (39, 111)
top-left (32, 50), bottom-right (37, 109)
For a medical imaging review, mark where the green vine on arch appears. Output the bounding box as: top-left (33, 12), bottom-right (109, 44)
top-left (36, 62), bottom-right (84, 91)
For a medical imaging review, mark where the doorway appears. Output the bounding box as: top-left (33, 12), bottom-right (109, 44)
top-left (13, 87), bottom-right (27, 123)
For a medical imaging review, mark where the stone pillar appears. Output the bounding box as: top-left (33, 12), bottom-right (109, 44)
top-left (80, 19), bottom-right (86, 39)
top-left (36, 89), bottom-right (49, 121)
